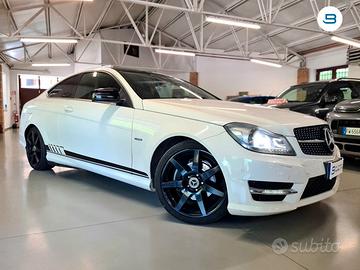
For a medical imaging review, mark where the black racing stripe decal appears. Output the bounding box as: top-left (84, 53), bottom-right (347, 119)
top-left (64, 150), bottom-right (149, 178)
top-left (45, 145), bottom-right (149, 178)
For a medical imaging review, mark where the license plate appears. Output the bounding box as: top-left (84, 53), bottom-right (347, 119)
top-left (325, 158), bottom-right (344, 179)
top-left (342, 127), bottom-right (360, 136)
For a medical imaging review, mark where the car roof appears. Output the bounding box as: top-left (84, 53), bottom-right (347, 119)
top-left (290, 79), bottom-right (360, 88)
top-left (290, 81), bottom-right (329, 88)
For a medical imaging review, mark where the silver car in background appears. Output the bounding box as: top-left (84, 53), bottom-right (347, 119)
top-left (328, 99), bottom-right (360, 157)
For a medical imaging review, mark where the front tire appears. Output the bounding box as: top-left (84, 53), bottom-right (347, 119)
top-left (155, 141), bottom-right (228, 224)
top-left (25, 126), bottom-right (54, 171)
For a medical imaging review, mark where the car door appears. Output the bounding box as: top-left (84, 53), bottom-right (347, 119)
top-left (43, 74), bottom-right (82, 147)
top-left (58, 71), bottom-right (134, 169)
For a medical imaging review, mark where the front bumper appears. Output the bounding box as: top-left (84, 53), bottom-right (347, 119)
top-left (201, 132), bottom-right (341, 216)
top-left (328, 113), bottom-right (360, 157)
top-left (333, 134), bottom-right (360, 158)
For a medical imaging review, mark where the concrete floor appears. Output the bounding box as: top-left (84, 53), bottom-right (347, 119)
top-left (0, 129), bottom-right (359, 270)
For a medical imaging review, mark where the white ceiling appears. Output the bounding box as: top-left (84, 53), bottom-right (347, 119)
top-left (0, 0), bottom-right (360, 67)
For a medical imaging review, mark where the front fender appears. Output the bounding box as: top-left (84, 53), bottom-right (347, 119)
top-left (131, 109), bottom-right (225, 176)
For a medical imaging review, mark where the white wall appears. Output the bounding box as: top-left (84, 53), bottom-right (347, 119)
top-left (99, 29), bottom-right (195, 74)
top-left (76, 33), bottom-right (102, 64)
top-left (197, 56), bottom-right (298, 99)
top-left (1, 64), bottom-right (11, 129)
top-left (74, 63), bottom-right (102, 73)
top-left (348, 64), bottom-right (360, 78)
top-left (305, 47), bottom-right (348, 82)
top-left (73, 28), bottom-right (195, 81)
top-left (72, 29), bottom-right (195, 80)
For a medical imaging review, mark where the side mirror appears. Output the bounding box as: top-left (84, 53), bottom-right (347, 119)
top-left (92, 88), bottom-right (124, 105)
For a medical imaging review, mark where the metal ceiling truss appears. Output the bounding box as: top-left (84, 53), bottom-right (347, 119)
top-left (259, 0), bottom-right (360, 55)
top-left (1, 0), bottom-right (360, 68)
top-left (1, 0), bottom-right (32, 66)
top-left (226, 0), bottom-right (360, 54)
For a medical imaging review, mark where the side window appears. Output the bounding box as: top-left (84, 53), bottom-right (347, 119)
top-left (340, 87), bottom-right (353, 100)
top-left (75, 72), bottom-right (96, 99)
top-left (48, 74), bottom-right (81, 98)
top-left (349, 82), bottom-right (360, 99)
top-left (74, 72), bottom-right (132, 106)
top-left (326, 82), bottom-right (360, 102)
top-left (96, 73), bottom-right (131, 106)
top-left (96, 72), bottom-right (121, 90)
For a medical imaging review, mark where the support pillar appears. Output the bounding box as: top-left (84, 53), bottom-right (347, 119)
top-left (189, 72), bottom-right (198, 86)
top-left (297, 67), bottom-right (309, 84)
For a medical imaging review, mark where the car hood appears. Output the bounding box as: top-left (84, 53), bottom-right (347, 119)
top-left (334, 99), bottom-right (360, 113)
top-left (142, 99), bottom-right (325, 136)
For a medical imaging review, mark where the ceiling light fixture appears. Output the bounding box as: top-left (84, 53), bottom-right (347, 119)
top-left (21, 38), bottom-right (78, 44)
top-left (155, 49), bottom-right (195, 56)
top-left (32, 63), bottom-right (71, 67)
top-left (205, 16), bottom-right (261, 30)
top-left (331, 36), bottom-right (360, 48)
top-left (250, 59), bottom-right (282, 68)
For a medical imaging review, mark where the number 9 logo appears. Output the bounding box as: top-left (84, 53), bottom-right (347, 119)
top-left (317, 6), bottom-right (343, 32)
top-left (323, 14), bottom-right (336, 24)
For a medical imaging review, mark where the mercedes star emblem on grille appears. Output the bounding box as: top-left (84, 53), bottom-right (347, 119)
top-left (324, 128), bottom-right (335, 152)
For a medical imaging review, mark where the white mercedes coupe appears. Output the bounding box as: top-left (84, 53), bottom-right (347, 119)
top-left (20, 67), bottom-right (344, 224)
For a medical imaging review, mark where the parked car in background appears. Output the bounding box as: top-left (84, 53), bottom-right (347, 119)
top-left (230, 95), bottom-right (275, 104)
top-left (268, 79), bottom-right (360, 119)
top-left (327, 99), bottom-right (360, 157)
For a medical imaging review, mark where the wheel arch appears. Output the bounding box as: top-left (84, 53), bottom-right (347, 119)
top-left (23, 122), bottom-right (50, 147)
top-left (150, 136), bottom-right (206, 188)
top-left (24, 124), bottom-right (37, 139)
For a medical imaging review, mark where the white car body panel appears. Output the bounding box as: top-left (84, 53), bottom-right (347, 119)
top-left (19, 68), bottom-right (342, 216)
top-left (202, 132), bottom-right (341, 215)
top-left (46, 151), bottom-right (151, 190)
top-left (58, 98), bottom-right (133, 168)
top-left (142, 99), bottom-right (323, 136)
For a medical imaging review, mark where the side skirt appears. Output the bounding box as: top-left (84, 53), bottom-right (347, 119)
top-left (46, 146), bottom-right (152, 191)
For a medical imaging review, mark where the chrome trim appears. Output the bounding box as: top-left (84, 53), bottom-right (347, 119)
top-left (249, 188), bottom-right (298, 195)
top-left (298, 139), bottom-right (325, 143)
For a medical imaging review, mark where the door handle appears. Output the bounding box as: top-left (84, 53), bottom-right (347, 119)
top-left (64, 106), bottom-right (73, 113)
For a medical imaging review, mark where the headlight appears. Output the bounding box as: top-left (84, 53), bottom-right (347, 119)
top-left (224, 123), bottom-right (296, 156)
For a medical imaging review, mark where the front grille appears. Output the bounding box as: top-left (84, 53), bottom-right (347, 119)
top-left (331, 119), bottom-right (360, 134)
top-left (294, 125), bottom-right (328, 140)
top-left (248, 181), bottom-right (293, 202)
top-left (301, 175), bottom-right (336, 199)
top-left (294, 125), bottom-right (333, 156)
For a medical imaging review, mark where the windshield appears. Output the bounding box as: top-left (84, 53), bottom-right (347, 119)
top-left (118, 70), bottom-right (219, 100)
top-left (278, 83), bottom-right (327, 102)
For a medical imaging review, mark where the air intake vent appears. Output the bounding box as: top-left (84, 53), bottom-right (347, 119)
top-left (348, 48), bottom-right (360, 63)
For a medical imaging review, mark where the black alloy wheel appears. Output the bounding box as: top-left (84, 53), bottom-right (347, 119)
top-left (155, 141), bottom-right (228, 224)
top-left (25, 127), bottom-right (54, 170)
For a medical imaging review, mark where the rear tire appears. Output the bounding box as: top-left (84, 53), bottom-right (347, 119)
top-left (155, 140), bottom-right (228, 224)
top-left (25, 126), bottom-right (54, 171)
